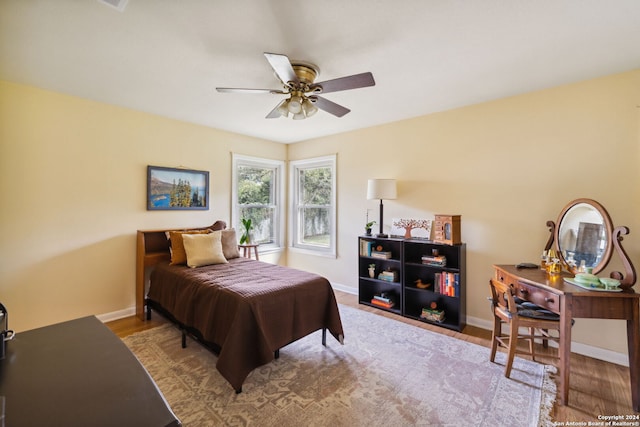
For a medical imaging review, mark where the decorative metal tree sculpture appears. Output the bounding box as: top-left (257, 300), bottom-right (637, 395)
top-left (393, 219), bottom-right (431, 239)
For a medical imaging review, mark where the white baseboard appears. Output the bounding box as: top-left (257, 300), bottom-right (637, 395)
top-left (331, 282), bottom-right (358, 295)
top-left (569, 341), bottom-right (629, 366)
top-left (331, 282), bottom-right (628, 367)
top-left (96, 306), bottom-right (136, 323)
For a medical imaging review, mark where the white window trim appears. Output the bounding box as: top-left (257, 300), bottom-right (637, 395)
top-left (288, 154), bottom-right (337, 258)
top-left (231, 153), bottom-right (285, 253)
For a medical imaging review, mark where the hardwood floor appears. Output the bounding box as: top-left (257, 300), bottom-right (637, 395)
top-left (107, 290), bottom-right (638, 422)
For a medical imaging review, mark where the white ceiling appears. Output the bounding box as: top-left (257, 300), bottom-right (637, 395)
top-left (2, 1), bottom-right (639, 144)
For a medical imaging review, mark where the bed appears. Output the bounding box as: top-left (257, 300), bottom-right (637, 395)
top-left (136, 221), bottom-right (344, 392)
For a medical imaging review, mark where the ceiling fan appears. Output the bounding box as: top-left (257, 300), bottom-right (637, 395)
top-left (216, 52), bottom-right (375, 120)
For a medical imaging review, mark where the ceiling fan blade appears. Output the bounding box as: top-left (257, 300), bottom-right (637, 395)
top-left (216, 87), bottom-right (287, 94)
top-left (309, 96), bottom-right (350, 117)
top-left (311, 72), bottom-right (375, 94)
top-left (264, 52), bottom-right (299, 86)
top-left (265, 100), bottom-right (286, 119)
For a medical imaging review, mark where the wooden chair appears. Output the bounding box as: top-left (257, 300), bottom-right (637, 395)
top-left (488, 279), bottom-right (561, 377)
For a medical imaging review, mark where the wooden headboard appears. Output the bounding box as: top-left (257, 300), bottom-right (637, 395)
top-left (135, 220), bottom-right (227, 320)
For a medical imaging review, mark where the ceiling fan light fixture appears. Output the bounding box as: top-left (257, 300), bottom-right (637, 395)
top-left (302, 98), bottom-right (318, 117)
top-left (217, 53), bottom-right (375, 120)
top-left (276, 100), bottom-right (289, 117)
top-left (288, 95), bottom-right (303, 114)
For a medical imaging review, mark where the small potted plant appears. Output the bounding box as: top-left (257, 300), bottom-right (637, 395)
top-left (368, 263), bottom-right (376, 278)
top-left (239, 218), bottom-right (253, 244)
top-left (365, 221), bottom-right (376, 236)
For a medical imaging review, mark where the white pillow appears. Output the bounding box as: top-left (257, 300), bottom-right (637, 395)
top-left (182, 230), bottom-right (228, 268)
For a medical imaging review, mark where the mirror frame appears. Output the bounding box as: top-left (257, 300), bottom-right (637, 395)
top-left (546, 198), bottom-right (636, 289)
top-left (554, 198), bottom-right (613, 275)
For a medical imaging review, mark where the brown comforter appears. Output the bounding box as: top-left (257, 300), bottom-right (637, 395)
top-left (147, 257), bottom-right (344, 391)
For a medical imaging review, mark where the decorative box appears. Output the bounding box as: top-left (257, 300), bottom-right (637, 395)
top-left (433, 215), bottom-right (461, 245)
top-left (420, 307), bottom-right (445, 323)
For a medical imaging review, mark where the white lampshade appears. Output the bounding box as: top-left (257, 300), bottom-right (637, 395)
top-left (367, 179), bottom-right (397, 200)
top-left (288, 96), bottom-right (302, 114)
top-left (302, 98), bottom-right (318, 117)
top-left (278, 103), bottom-right (290, 118)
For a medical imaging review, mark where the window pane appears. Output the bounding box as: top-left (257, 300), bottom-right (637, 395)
top-left (238, 166), bottom-right (274, 204)
top-left (289, 155), bottom-right (335, 256)
top-left (299, 167), bottom-right (332, 205)
top-left (238, 206), bottom-right (275, 245)
top-left (299, 207), bottom-right (330, 247)
top-left (235, 160), bottom-right (280, 247)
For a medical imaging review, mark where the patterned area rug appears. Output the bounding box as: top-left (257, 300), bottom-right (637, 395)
top-left (123, 305), bottom-right (555, 426)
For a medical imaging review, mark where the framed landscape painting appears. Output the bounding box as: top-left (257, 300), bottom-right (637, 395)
top-left (147, 165), bottom-right (209, 210)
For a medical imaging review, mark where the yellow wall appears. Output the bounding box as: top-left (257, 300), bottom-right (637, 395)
top-left (0, 80), bottom-right (286, 332)
top-left (288, 70), bottom-right (640, 357)
top-left (1, 70), bottom-right (639, 360)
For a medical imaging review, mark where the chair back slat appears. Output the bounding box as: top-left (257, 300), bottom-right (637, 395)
top-left (489, 279), bottom-right (517, 315)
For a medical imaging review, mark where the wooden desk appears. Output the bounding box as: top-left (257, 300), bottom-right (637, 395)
top-left (493, 265), bottom-right (640, 410)
top-left (0, 316), bottom-right (181, 427)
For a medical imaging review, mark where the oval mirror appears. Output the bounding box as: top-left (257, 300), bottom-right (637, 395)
top-left (554, 198), bottom-right (613, 275)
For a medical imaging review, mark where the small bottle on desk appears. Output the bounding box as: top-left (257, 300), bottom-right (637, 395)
top-left (577, 260), bottom-right (586, 273)
top-left (540, 250), bottom-right (548, 270)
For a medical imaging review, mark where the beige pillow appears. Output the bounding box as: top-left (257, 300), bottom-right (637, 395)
top-left (167, 229), bottom-right (211, 265)
top-left (182, 231), bottom-right (228, 268)
top-left (221, 228), bottom-right (240, 259)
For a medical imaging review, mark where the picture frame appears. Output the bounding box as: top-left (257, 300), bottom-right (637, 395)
top-left (390, 218), bottom-right (432, 239)
top-left (147, 165), bottom-right (209, 210)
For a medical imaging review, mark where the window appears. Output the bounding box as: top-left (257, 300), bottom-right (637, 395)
top-left (232, 154), bottom-right (284, 252)
top-left (289, 155), bottom-right (336, 256)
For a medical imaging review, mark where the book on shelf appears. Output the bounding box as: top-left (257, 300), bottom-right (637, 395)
top-left (359, 240), bottom-right (373, 257)
top-left (371, 292), bottom-right (395, 308)
top-left (371, 250), bottom-right (392, 259)
top-left (434, 272), bottom-right (460, 297)
top-left (421, 254), bottom-right (447, 267)
top-left (377, 270), bottom-right (398, 282)
top-left (372, 294), bottom-right (393, 304)
top-left (370, 298), bottom-right (395, 309)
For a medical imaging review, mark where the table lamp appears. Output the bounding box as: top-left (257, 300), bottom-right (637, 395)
top-left (367, 179), bottom-right (397, 238)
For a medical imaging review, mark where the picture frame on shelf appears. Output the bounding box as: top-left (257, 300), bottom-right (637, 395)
top-left (390, 218), bottom-right (432, 239)
top-left (146, 165), bottom-right (209, 210)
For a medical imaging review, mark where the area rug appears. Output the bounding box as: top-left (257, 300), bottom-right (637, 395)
top-left (123, 305), bottom-right (556, 426)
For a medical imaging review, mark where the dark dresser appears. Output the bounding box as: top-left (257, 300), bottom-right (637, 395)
top-left (0, 316), bottom-right (180, 427)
